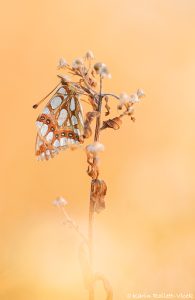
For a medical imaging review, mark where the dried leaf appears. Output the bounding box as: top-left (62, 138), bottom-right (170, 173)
top-left (86, 154), bottom-right (99, 179)
top-left (101, 117), bottom-right (122, 130)
top-left (104, 96), bottom-right (110, 116)
top-left (90, 179), bottom-right (107, 213)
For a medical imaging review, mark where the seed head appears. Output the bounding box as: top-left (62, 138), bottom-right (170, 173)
top-left (53, 196), bottom-right (68, 207)
top-left (86, 142), bottom-right (105, 154)
top-left (93, 62), bottom-right (111, 78)
top-left (137, 88), bottom-right (145, 98)
top-left (85, 50), bottom-right (94, 60)
top-left (57, 57), bottom-right (68, 69)
top-left (129, 93), bottom-right (139, 103)
top-left (72, 57), bottom-right (84, 69)
top-left (119, 93), bottom-right (130, 104)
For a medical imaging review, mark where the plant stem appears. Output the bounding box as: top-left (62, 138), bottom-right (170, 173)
top-left (88, 197), bottom-right (95, 300)
top-left (102, 93), bottom-right (119, 100)
top-left (94, 75), bottom-right (103, 142)
top-left (88, 75), bottom-right (103, 300)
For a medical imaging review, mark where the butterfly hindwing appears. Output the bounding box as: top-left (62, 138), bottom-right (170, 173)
top-left (35, 84), bottom-right (84, 160)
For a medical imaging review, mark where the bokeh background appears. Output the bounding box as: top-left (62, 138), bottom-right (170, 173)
top-left (0, 0), bottom-right (195, 299)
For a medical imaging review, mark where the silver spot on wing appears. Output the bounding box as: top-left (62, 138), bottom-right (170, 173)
top-left (50, 96), bottom-right (62, 109)
top-left (58, 109), bottom-right (68, 126)
top-left (53, 139), bottom-right (60, 148)
top-left (42, 107), bottom-right (50, 114)
top-left (57, 87), bottom-right (66, 95)
top-left (78, 112), bottom-right (84, 127)
top-left (74, 128), bottom-right (81, 136)
top-left (71, 115), bottom-right (78, 125)
top-left (46, 132), bottom-right (53, 142)
top-left (70, 97), bottom-right (75, 111)
top-left (40, 124), bottom-right (48, 136)
top-left (60, 137), bottom-right (68, 147)
top-left (36, 121), bottom-right (43, 129)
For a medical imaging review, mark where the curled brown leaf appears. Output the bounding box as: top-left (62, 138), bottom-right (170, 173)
top-left (86, 153), bottom-right (99, 179)
top-left (90, 179), bottom-right (107, 213)
top-left (101, 117), bottom-right (122, 131)
top-left (104, 96), bottom-right (111, 116)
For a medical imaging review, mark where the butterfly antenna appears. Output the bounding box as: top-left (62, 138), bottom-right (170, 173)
top-left (32, 82), bottom-right (61, 109)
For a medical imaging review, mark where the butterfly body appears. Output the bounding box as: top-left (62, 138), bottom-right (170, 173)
top-left (35, 83), bottom-right (84, 161)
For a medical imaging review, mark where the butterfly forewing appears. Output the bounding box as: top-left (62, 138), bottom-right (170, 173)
top-left (35, 84), bottom-right (84, 160)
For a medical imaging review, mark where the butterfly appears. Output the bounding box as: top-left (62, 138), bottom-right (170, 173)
top-left (35, 81), bottom-right (84, 161)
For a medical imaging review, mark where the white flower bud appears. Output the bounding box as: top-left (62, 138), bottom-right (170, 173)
top-left (93, 62), bottom-right (111, 78)
top-left (100, 66), bottom-right (111, 78)
top-left (94, 62), bottom-right (104, 73)
top-left (129, 89), bottom-right (145, 103)
top-left (85, 50), bottom-right (94, 60)
top-left (72, 58), bottom-right (84, 69)
top-left (53, 196), bottom-right (68, 207)
top-left (57, 57), bottom-right (68, 69)
top-left (119, 93), bottom-right (130, 104)
top-left (137, 88), bottom-right (145, 98)
top-left (86, 142), bottom-right (105, 153)
top-left (127, 106), bottom-right (134, 114)
top-left (129, 93), bottom-right (139, 103)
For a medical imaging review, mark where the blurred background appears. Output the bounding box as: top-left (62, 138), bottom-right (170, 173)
top-left (0, 0), bottom-right (195, 299)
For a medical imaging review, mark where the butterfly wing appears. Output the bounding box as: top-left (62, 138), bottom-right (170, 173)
top-left (35, 84), bottom-right (84, 160)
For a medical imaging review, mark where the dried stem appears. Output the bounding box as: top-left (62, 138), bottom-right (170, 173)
top-left (78, 66), bottom-right (98, 97)
top-left (88, 75), bottom-right (103, 300)
top-left (60, 206), bottom-right (88, 245)
top-left (88, 197), bottom-right (95, 300)
top-left (93, 273), bottom-right (113, 300)
top-left (94, 75), bottom-right (103, 141)
top-left (37, 53), bottom-right (143, 300)
top-left (102, 93), bottom-right (119, 100)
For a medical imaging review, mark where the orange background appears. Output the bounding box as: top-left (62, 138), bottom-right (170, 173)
top-left (0, 1), bottom-right (195, 299)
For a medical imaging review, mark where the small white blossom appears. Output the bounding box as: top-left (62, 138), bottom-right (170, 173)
top-left (119, 92), bottom-right (130, 105)
top-left (127, 106), bottom-right (134, 114)
top-left (57, 57), bottom-right (68, 69)
top-left (72, 57), bottom-right (84, 69)
top-left (86, 142), bottom-right (105, 153)
top-left (129, 89), bottom-right (145, 103)
top-left (101, 66), bottom-right (111, 78)
top-left (94, 62), bottom-right (103, 72)
top-left (118, 89), bottom-right (145, 108)
top-left (137, 88), bottom-right (145, 98)
top-left (53, 196), bottom-right (68, 207)
top-left (129, 93), bottom-right (139, 103)
top-left (85, 50), bottom-right (94, 60)
top-left (94, 62), bottom-right (111, 78)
